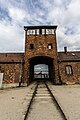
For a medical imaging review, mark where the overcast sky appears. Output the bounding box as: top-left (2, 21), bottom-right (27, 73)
top-left (34, 64), bottom-right (48, 73)
top-left (0, 0), bottom-right (80, 53)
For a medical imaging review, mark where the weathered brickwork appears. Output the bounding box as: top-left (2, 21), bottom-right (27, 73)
top-left (59, 62), bottom-right (80, 84)
top-left (0, 53), bottom-right (24, 62)
top-left (25, 35), bottom-right (57, 58)
top-left (0, 53), bottom-right (24, 86)
top-left (24, 26), bottom-right (60, 84)
top-left (58, 51), bottom-right (80, 84)
top-left (0, 64), bottom-right (21, 84)
top-left (0, 26), bottom-right (80, 87)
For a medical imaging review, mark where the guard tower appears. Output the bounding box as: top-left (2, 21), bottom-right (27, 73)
top-left (24, 26), bottom-right (59, 85)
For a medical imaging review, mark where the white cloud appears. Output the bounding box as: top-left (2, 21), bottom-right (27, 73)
top-left (0, 20), bottom-right (24, 52)
top-left (46, 0), bottom-right (80, 51)
top-left (0, 0), bottom-right (80, 52)
top-left (63, 0), bottom-right (80, 25)
top-left (34, 64), bottom-right (48, 72)
top-left (40, 0), bottom-right (51, 8)
top-left (9, 7), bottom-right (26, 21)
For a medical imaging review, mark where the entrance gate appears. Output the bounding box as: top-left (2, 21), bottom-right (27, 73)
top-left (24, 26), bottom-right (60, 85)
top-left (29, 56), bottom-right (54, 82)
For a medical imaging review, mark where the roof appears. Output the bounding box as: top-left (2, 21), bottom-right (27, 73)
top-left (0, 53), bottom-right (24, 63)
top-left (0, 51), bottom-right (80, 63)
top-left (24, 25), bottom-right (57, 30)
top-left (58, 51), bottom-right (80, 62)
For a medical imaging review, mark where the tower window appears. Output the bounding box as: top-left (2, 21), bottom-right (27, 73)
top-left (30, 44), bottom-right (34, 50)
top-left (48, 44), bottom-right (53, 49)
top-left (65, 65), bottom-right (73, 75)
top-left (46, 29), bottom-right (52, 34)
top-left (42, 29), bottom-right (45, 35)
top-left (36, 29), bottom-right (39, 35)
top-left (27, 30), bottom-right (35, 35)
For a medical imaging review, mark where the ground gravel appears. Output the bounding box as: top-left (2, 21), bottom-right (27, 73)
top-left (0, 83), bottom-right (80, 120)
top-left (48, 84), bottom-right (80, 120)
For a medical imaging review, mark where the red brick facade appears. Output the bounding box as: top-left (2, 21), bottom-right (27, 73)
top-left (58, 51), bottom-right (80, 84)
top-left (0, 53), bottom-right (24, 86)
top-left (23, 26), bottom-right (60, 85)
top-left (0, 26), bottom-right (80, 87)
top-left (58, 62), bottom-right (80, 84)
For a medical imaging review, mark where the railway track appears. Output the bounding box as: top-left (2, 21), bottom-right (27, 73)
top-left (24, 81), bottom-right (67, 120)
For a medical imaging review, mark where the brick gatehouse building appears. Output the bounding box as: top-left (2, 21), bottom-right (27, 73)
top-left (0, 26), bottom-right (80, 87)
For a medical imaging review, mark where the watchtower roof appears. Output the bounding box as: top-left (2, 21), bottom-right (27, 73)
top-left (24, 25), bottom-right (57, 30)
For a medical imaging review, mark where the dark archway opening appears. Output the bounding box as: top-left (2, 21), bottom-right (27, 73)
top-left (29, 56), bottom-right (54, 83)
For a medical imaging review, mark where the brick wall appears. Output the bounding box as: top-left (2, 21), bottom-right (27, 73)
top-left (25, 35), bottom-right (57, 59)
top-left (24, 31), bottom-right (59, 84)
top-left (59, 62), bottom-right (80, 84)
top-left (0, 63), bottom-right (22, 84)
top-left (0, 53), bottom-right (24, 62)
top-left (0, 53), bottom-right (24, 85)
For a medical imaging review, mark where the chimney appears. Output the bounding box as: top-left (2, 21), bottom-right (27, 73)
top-left (64, 46), bottom-right (67, 54)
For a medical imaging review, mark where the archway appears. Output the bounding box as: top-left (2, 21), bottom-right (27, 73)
top-left (34, 64), bottom-right (49, 79)
top-left (29, 56), bottom-right (54, 83)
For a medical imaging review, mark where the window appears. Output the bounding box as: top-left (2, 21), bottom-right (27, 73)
top-left (48, 44), bottom-right (53, 49)
top-left (65, 65), bottom-right (73, 75)
top-left (27, 30), bottom-right (35, 35)
top-left (36, 29), bottom-right (39, 35)
top-left (42, 29), bottom-right (45, 35)
top-left (30, 44), bottom-right (34, 50)
top-left (52, 29), bottom-right (55, 34)
top-left (46, 29), bottom-right (52, 34)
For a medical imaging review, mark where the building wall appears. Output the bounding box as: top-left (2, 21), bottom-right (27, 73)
top-left (0, 53), bottom-right (24, 62)
top-left (0, 63), bottom-right (22, 84)
top-left (59, 62), bottom-right (80, 84)
top-left (0, 53), bottom-right (24, 87)
top-left (25, 35), bottom-right (57, 59)
top-left (24, 29), bottom-right (59, 84)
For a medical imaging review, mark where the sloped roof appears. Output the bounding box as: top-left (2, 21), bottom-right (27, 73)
top-left (0, 51), bottom-right (80, 63)
top-left (0, 53), bottom-right (24, 63)
top-left (58, 51), bottom-right (80, 62)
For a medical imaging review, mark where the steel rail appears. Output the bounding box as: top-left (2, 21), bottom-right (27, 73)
top-left (45, 82), bottom-right (67, 120)
top-left (24, 82), bottom-right (38, 120)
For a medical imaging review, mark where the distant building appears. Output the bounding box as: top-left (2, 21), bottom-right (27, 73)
top-left (0, 26), bottom-right (80, 87)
